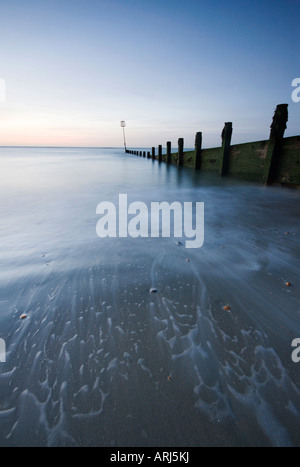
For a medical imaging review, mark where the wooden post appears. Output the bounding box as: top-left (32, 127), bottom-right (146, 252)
top-left (263, 104), bottom-right (288, 185)
top-left (158, 145), bottom-right (162, 162)
top-left (166, 141), bottom-right (171, 164)
top-left (143, 151), bottom-right (146, 157)
top-left (178, 138), bottom-right (184, 167)
top-left (195, 132), bottom-right (202, 170)
top-left (152, 147), bottom-right (155, 160)
top-left (147, 151), bottom-right (150, 159)
top-left (219, 122), bottom-right (232, 175)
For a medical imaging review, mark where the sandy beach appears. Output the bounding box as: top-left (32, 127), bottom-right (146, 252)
top-left (0, 147), bottom-right (299, 446)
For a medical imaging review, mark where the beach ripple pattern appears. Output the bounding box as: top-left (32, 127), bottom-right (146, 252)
top-left (0, 251), bottom-right (300, 447)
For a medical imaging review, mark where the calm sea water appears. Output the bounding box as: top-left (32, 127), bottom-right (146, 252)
top-left (0, 147), bottom-right (300, 446)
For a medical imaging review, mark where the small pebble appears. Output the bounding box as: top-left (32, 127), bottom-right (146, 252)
top-left (286, 282), bottom-right (291, 287)
top-left (186, 259), bottom-right (190, 263)
top-left (223, 305), bottom-right (231, 311)
top-left (149, 288), bottom-right (158, 294)
top-left (20, 314), bottom-right (27, 320)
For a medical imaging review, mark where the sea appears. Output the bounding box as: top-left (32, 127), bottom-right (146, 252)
top-left (0, 146), bottom-right (300, 447)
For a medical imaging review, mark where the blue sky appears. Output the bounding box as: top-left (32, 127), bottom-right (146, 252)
top-left (0, 0), bottom-right (299, 147)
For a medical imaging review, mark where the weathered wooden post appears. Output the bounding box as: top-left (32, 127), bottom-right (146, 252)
top-left (143, 151), bottom-right (146, 157)
top-left (219, 122), bottom-right (232, 175)
top-left (166, 141), bottom-right (171, 164)
top-left (263, 104), bottom-right (288, 185)
top-left (195, 132), bottom-right (202, 170)
top-left (178, 138), bottom-right (184, 167)
top-left (158, 145), bottom-right (162, 162)
top-left (147, 151), bottom-right (150, 159)
top-left (152, 147), bottom-right (155, 160)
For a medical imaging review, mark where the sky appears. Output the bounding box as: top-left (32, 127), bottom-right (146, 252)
top-left (0, 0), bottom-right (299, 148)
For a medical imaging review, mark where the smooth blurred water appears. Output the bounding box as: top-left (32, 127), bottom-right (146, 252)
top-left (0, 147), bottom-right (300, 446)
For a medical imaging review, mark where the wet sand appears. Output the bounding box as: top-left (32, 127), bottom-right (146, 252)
top-left (0, 147), bottom-right (299, 446)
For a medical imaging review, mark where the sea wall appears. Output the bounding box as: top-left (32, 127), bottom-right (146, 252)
top-left (127, 104), bottom-right (300, 188)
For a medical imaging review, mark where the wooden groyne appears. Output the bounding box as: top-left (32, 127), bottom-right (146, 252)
top-left (126, 104), bottom-right (300, 187)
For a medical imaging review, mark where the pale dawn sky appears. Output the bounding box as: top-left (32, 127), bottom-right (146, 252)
top-left (0, 0), bottom-right (299, 148)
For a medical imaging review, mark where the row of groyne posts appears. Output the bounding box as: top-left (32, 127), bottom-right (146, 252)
top-left (125, 104), bottom-right (289, 185)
